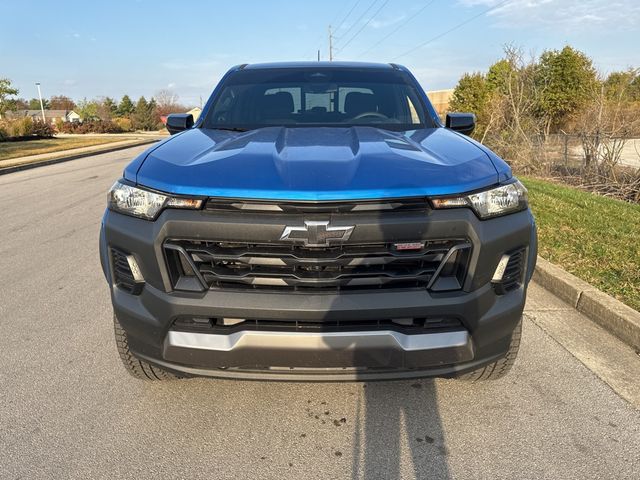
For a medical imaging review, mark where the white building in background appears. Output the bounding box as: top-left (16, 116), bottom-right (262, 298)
top-left (4, 110), bottom-right (81, 124)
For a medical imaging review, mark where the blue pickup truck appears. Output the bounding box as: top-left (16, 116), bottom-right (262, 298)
top-left (100, 62), bottom-right (537, 382)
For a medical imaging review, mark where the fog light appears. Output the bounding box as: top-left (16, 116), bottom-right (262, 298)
top-left (126, 254), bottom-right (144, 283)
top-left (110, 247), bottom-right (145, 295)
top-left (492, 254), bottom-right (511, 282)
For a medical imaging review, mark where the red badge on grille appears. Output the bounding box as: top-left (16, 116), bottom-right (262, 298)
top-left (394, 242), bottom-right (424, 251)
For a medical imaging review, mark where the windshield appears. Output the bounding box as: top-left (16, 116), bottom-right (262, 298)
top-left (203, 68), bottom-right (435, 131)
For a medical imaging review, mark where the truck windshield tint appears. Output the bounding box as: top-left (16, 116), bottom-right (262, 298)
top-left (203, 68), bottom-right (435, 131)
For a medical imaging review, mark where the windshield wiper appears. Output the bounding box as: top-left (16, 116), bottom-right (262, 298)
top-left (211, 127), bottom-right (248, 132)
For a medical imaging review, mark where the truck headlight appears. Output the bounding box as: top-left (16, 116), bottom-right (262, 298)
top-left (432, 180), bottom-right (528, 219)
top-left (107, 181), bottom-right (202, 220)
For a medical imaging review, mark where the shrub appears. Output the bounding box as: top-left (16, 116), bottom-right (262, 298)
top-left (0, 117), bottom-right (53, 140)
top-left (55, 120), bottom-right (123, 134)
top-left (7, 117), bottom-right (33, 137)
top-left (112, 117), bottom-right (133, 132)
top-left (31, 120), bottom-right (55, 137)
top-left (94, 120), bottom-right (123, 133)
top-left (56, 121), bottom-right (76, 134)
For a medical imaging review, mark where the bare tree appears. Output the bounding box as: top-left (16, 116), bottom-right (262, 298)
top-left (155, 89), bottom-right (179, 108)
top-left (154, 89), bottom-right (187, 117)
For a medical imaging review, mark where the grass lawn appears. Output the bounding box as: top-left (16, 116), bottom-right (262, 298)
top-left (0, 136), bottom-right (128, 161)
top-left (522, 176), bottom-right (640, 311)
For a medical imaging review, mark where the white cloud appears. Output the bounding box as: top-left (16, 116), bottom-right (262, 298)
top-left (72, 33), bottom-right (80, 38)
top-left (457, 0), bottom-right (640, 29)
top-left (369, 15), bottom-right (407, 29)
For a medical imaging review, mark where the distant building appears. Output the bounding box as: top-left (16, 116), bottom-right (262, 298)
top-left (4, 109), bottom-right (81, 124)
top-left (160, 107), bottom-right (203, 126)
top-left (187, 107), bottom-right (202, 121)
top-left (66, 111), bottom-right (81, 123)
top-left (426, 89), bottom-right (454, 118)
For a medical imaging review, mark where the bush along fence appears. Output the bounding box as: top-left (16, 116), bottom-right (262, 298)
top-left (527, 133), bottom-right (640, 203)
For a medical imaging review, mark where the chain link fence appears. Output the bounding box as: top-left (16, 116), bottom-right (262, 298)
top-left (534, 134), bottom-right (640, 170)
top-left (526, 134), bottom-right (640, 203)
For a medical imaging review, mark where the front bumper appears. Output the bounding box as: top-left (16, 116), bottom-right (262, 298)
top-left (100, 205), bottom-right (537, 381)
top-left (166, 329), bottom-right (473, 370)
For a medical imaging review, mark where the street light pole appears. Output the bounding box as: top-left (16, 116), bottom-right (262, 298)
top-left (35, 82), bottom-right (46, 122)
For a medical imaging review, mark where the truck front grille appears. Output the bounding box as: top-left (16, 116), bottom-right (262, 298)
top-left (164, 239), bottom-right (471, 292)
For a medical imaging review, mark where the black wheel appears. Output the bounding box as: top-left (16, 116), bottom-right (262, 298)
top-left (113, 314), bottom-right (180, 380)
top-left (458, 319), bottom-right (522, 381)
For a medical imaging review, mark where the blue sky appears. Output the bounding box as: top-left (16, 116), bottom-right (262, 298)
top-left (2, 0), bottom-right (639, 107)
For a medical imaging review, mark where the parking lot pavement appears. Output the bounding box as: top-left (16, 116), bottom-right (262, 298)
top-left (1, 147), bottom-right (639, 479)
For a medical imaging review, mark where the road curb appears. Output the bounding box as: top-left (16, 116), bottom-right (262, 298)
top-left (533, 256), bottom-right (640, 351)
top-left (0, 139), bottom-right (159, 176)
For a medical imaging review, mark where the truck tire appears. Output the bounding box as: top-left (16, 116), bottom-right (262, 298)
top-left (113, 315), bottom-right (180, 380)
top-left (459, 319), bottom-right (522, 381)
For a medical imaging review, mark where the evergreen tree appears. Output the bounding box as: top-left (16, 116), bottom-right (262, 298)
top-left (132, 96), bottom-right (158, 130)
top-left (103, 97), bottom-right (118, 116)
top-left (117, 95), bottom-right (135, 117)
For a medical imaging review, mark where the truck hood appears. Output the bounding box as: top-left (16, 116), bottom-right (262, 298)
top-left (134, 126), bottom-right (501, 201)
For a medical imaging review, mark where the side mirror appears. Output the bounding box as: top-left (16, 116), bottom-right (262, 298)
top-left (445, 112), bottom-right (476, 136)
top-left (166, 113), bottom-right (194, 135)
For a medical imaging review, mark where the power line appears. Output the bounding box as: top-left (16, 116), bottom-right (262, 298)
top-left (333, 0), bottom-right (363, 39)
top-left (357, 0), bottom-right (437, 59)
top-left (334, 0), bottom-right (379, 45)
top-left (312, 2), bottom-right (360, 59)
top-left (392, 0), bottom-right (511, 61)
top-left (328, 0), bottom-right (354, 28)
top-left (335, 0), bottom-right (390, 55)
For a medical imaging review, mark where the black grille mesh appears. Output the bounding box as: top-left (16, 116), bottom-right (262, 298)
top-left (172, 316), bottom-right (464, 335)
top-left (165, 239), bottom-right (470, 292)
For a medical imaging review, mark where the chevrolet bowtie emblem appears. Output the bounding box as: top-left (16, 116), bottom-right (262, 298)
top-left (280, 221), bottom-right (354, 246)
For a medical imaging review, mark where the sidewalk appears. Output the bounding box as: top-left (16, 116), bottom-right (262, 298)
top-left (0, 136), bottom-right (161, 173)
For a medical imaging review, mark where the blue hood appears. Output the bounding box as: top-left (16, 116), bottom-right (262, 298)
top-left (131, 127), bottom-right (506, 201)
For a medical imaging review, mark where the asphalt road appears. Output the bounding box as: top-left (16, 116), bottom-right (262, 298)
top-left (1, 147), bottom-right (639, 480)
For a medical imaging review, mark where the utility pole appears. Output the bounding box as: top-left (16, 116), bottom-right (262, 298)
top-left (35, 82), bottom-right (46, 122)
top-left (328, 25), bottom-right (334, 61)
top-left (317, 49), bottom-right (320, 62)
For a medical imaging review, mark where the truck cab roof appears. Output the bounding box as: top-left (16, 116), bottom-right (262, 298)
top-left (240, 61), bottom-right (404, 71)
